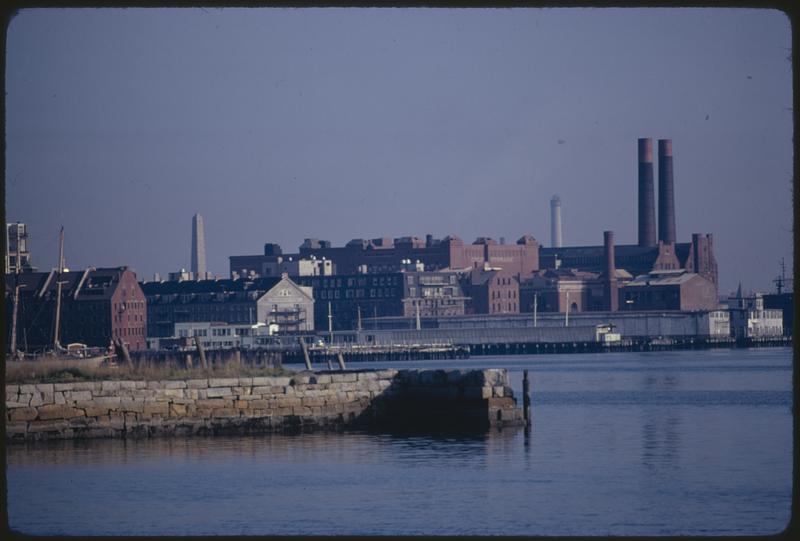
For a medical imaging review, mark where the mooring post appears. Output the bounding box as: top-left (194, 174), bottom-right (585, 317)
top-left (298, 337), bottom-right (312, 371)
top-left (194, 336), bottom-right (208, 370)
top-left (336, 352), bottom-right (346, 371)
top-left (522, 369), bottom-right (531, 426)
top-left (326, 355), bottom-right (333, 370)
top-left (185, 353), bottom-right (193, 369)
top-left (234, 349), bottom-right (241, 368)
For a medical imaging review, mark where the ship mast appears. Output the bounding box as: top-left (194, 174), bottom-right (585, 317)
top-left (9, 227), bottom-right (24, 358)
top-left (53, 226), bottom-right (65, 351)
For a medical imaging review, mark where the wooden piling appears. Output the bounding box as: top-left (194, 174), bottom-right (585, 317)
top-left (522, 369), bottom-right (531, 427)
top-left (298, 337), bottom-right (312, 371)
top-left (194, 336), bottom-right (208, 370)
top-left (114, 338), bottom-right (133, 367)
top-left (336, 352), bottom-right (346, 371)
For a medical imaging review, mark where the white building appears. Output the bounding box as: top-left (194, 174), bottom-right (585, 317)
top-left (727, 291), bottom-right (783, 339)
top-left (147, 321), bottom-right (278, 351)
top-left (698, 309), bottom-right (731, 337)
top-left (6, 222), bottom-right (34, 274)
top-left (278, 257), bottom-right (333, 277)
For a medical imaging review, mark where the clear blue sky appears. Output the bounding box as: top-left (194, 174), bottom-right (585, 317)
top-left (5, 7), bottom-right (793, 295)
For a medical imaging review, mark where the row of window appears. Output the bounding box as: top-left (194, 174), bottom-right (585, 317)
top-left (319, 288), bottom-right (397, 300)
top-left (491, 290), bottom-right (517, 300)
top-left (114, 313), bottom-right (144, 323)
top-left (408, 299), bottom-right (463, 307)
top-left (308, 276), bottom-right (402, 288)
top-left (114, 300), bottom-right (144, 312)
top-left (114, 326), bottom-right (144, 337)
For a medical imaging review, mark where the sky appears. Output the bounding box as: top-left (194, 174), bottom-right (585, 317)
top-left (5, 7), bottom-right (793, 295)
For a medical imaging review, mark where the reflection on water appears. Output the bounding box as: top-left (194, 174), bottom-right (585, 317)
top-left (7, 348), bottom-right (792, 536)
top-left (640, 409), bottom-right (682, 471)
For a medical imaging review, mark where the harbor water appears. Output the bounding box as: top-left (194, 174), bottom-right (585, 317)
top-left (6, 347), bottom-right (793, 536)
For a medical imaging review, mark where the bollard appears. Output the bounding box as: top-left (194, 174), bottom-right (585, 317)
top-left (522, 369), bottom-right (531, 427)
top-left (336, 352), bottom-right (346, 371)
top-left (326, 356), bottom-right (333, 370)
top-left (185, 353), bottom-right (193, 369)
top-left (234, 349), bottom-right (241, 368)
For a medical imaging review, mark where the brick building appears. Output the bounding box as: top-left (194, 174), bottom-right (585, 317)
top-left (5, 267), bottom-right (147, 351)
top-left (462, 266), bottom-right (520, 315)
top-left (233, 233), bottom-right (540, 279)
top-left (141, 274), bottom-right (314, 338)
top-left (539, 234), bottom-right (717, 287)
top-left (619, 270), bottom-right (719, 312)
top-left (293, 269), bottom-right (468, 331)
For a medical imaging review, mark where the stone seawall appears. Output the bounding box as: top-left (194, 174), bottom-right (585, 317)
top-left (5, 369), bottom-right (524, 441)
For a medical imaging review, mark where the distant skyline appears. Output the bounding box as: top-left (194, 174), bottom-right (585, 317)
top-left (5, 7), bottom-right (793, 294)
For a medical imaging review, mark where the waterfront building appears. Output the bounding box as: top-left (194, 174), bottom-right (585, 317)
top-left (293, 269), bottom-right (468, 331)
top-left (146, 321), bottom-right (276, 351)
top-left (727, 290), bottom-right (784, 339)
top-left (619, 270), bottom-right (719, 312)
top-left (762, 292), bottom-right (793, 337)
top-left (140, 274), bottom-right (314, 338)
top-left (368, 310), bottom-right (732, 340)
top-left (5, 266), bottom-right (147, 351)
top-left (5, 222), bottom-right (35, 274)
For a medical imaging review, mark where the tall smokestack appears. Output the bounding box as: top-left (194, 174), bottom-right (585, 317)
top-left (603, 230), bottom-right (618, 311)
top-left (191, 213), bottom-right (207, 279)
top-left (550, 195), bottom-right (563, 248)
top-left (638, 138), bottom-right (656, 247)
top-left (658, 139), bottom-right (676, 244)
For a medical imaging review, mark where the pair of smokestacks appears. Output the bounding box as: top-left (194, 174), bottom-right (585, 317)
top-left (638, 138), bottom-right (675, 246)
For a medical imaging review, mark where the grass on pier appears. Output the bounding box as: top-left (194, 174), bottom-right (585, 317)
top-left (5, 357), bottom-right (294, 384)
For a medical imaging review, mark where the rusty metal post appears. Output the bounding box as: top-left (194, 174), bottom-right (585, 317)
top-left (522, 369), bottom-right (531, 426)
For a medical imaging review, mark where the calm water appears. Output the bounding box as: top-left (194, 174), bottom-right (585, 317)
top-left (6, 348), bottom-right (793, 536)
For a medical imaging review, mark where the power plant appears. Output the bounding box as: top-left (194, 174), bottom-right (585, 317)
top-left (657, 139), bottom-right (676, 244)
top-left (637, 138), bottom-right (656, 247)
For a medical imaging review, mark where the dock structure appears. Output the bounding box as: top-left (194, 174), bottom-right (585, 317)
top-left (6, 368), bottom-right (525, 442)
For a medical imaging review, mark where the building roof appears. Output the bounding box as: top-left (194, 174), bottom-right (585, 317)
top-left (540, 242), bottom-right (692, 261)
top-left (626, 270), bottom-right (702, 287)
top-left (466, 267), bottom-right (516, 285)
top-left (6, 267), bottom-right (136, 301)
top-left (141, 276), bottom-right (282, 296)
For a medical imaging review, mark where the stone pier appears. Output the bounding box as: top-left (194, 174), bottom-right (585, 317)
top-left (5, 369), bottom-right (524, 441)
